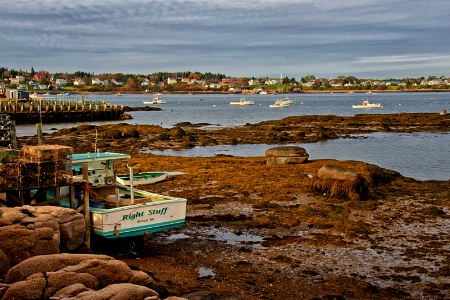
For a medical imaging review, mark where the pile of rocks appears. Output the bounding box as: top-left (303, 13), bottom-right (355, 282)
top-left (0, 206), bottom-right (185, 300)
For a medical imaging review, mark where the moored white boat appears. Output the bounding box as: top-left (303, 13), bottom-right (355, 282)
top-left (269, 99), bottom-right (289, 108)
top-left (142, 96), bottom-right (166, 104)
top-left (280, 96), bottom-right (295, 104)
top-left (144, 96), bottom-right (166, 104)
top-left (230, 97), bottom-right (254, 106)
top-left (352, 100), bottom-right (382, 109)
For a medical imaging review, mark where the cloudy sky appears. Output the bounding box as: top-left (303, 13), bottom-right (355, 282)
top-left (2, 0), bottom-right (450, 79)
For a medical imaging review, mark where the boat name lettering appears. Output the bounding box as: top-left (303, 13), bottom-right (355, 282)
top-left (149, 207), bottom-right (169, 216)
top-left (122, 208), bottom-right (169, 221)
top-left (122, 211), bottom-right (144, 221)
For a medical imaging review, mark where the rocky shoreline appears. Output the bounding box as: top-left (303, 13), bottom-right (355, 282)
top-left (2, 112), bottom-right (450, 299)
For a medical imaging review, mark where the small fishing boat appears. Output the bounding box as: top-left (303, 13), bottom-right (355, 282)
top-left (280, 96), bottom-right (295, 104)
top-left (230, 97), bottom-right (254, 106)
top-left (116, 172), bottom-right (168, 186)
top-left (352, 99), bottom-right (382, 109)
top-left (269, 99), bottom-right (289, 108)
top-left (143, 96), bottom-right (166, 104)
top-left (69, 152), bottom-right (186, 239)
top-left (115, 92), bottom-right (122, 96)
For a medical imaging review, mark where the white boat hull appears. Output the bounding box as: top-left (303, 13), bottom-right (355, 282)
top-left (352, 100), bottom-right (382, 108)
top-left (352, 104), bottom-right (382, 108)
top-left (270, 103), bottom-right (289, 108)
top-left (90, 196), bottom-right (187, 239)
top-left (230, 100), bottom-right (254, 106)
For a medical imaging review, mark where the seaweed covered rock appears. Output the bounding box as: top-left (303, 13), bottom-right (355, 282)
top-left (122, 129), bottom-right (140, 138)
top-left (310, 164), bottom-right (369, 201)
top-left (265, 146), bottom-right (309, 164)
top-left (101, 129), bottom-right (123, 139)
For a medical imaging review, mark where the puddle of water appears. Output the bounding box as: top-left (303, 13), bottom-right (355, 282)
top-left (153, 227), bottom-right (265, 246)
top-left (202, 227), bottom-right (265, 246)
top-left (161, 233), bottom-right (190, 240)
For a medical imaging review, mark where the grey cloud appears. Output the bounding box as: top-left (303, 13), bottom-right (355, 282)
top-left (1, 0), bottom-right (450, 78)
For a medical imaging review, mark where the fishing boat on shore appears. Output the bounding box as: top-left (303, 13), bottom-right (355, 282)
top-left (230, 97), bottom-right (254, 106)
top-left (115, 171), bottom-right (168, 186)
top-left (352, 99), bottom-right (382, 109)
top-left (69, 152), bottom-right (186, 239)
top-left (0, 146), bottom-right (187, 240)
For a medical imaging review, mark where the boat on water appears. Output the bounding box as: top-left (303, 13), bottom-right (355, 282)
top-left (269, 99), bottom-right (289, 108)
top-left (230, 97), bottom-right (255, 106)
top-left (280, 96), bottom-right (295, 104)
top-left (116, 172), bottom-right (168, 186)
top-left (69, 152), bottom-right (186, 239)
top-left (115, 92), bottom-right (122, 96)
top-left (30, 92), bottom-right (44, 100)
top-left (143, 96), bottom-right (166, 104)
top-left (352, 99), bottom-right (382, 108)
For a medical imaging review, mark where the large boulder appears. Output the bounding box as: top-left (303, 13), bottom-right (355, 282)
top-left (265, 146), bottom-right (309, 164)
top-left (62, 283), bottom-right (159, 300)
top-left (3, 253), bottom-right (157, 300)
top-left (0, 206), bottom-right (86, 266)
top-left (310, 164), bottom-right (369, 201)
top-left (5, 253), bottom-right (113, 284)
top-left (31, 206), bottom-right (86, 252)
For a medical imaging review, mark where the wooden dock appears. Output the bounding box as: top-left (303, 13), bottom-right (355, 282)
top-left (0, 98), bottom-right (126, 124)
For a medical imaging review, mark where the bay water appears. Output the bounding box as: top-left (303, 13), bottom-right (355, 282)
top-left (15, 92), bottom-right (450, 180)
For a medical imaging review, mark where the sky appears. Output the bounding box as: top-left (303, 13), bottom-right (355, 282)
top-left (2, 0), bottom-right (450, 80)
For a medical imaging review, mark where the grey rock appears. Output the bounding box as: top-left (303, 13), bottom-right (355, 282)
top-left (265, 146), bottom-right (309, 164)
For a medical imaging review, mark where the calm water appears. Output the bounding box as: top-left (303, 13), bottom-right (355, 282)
top-left (15, 92), bottom-right (450, 180)
top-left (148, 132), bottom-right (449, 181)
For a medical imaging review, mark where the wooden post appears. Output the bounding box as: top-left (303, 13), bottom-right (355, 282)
top-left (36, 123), bottom-right (43, 145)
top-left (82, 163), bottom-right (91, 247)
top-left (11, 120), bottom-right (17, 151)
top-left (70, 186), bottom-right (75, 209)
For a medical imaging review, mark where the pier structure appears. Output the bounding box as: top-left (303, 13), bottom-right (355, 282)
top-left (0, 98), bottom-right (125, 124)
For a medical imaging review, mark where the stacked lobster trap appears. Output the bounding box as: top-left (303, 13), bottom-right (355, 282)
top-left (0, 145), bottom-right (73, 191)
top-left (0, 114), bottom-right (13, 148)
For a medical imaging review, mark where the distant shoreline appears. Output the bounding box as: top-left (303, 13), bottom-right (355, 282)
top-left (47, 88), bottom-right (450, 96)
